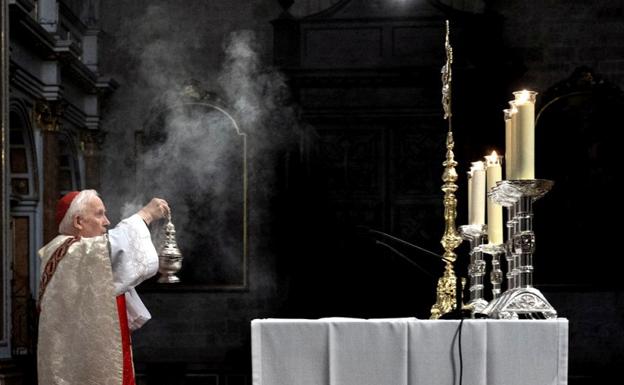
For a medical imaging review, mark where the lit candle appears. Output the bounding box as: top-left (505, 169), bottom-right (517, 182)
top-left (467, 170), bottom-right (473, 225)
top-left (485, 151), bottom-right (503, 244)
top-left (504, 106), bottom-right (515, 179)
top-left (469, 161), bottom-right (485, 225)
top-left (511, 90), bottom-right (537, 179)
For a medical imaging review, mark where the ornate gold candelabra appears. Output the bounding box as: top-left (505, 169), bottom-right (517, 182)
top-left (430, 21), bottom-right (464, 319)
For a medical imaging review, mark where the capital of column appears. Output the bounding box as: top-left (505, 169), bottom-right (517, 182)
top-left (33, 99), bottom-right (65, 132)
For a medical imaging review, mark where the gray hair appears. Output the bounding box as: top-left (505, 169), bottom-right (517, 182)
top-left (58, 189), bottom-right (100, 235)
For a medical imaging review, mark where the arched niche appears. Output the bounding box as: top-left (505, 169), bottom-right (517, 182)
top-left (137, 88), bottom-right (248, 291)
top-left (8, 101), bottom-right (40, 367)
top-left (8, 106), bottom-right (39, 202)
top-left (534, 67), bottom-right (622, 289)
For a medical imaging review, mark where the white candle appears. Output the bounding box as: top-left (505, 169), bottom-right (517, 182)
top-left (469, 161), bottom-right (485, 225)
top-left (467, 170), bottom-right (473, 225)
top-left (485, 151), bottom-right (503, 244)
top-left (504, 106), bottom-right (515, 179)
top-left (511, 90), bottom-right (537, 179)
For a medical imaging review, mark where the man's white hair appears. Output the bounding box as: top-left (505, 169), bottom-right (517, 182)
top-left (58, 189), bottom-right (100, 235)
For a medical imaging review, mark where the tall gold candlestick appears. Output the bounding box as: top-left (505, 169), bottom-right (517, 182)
top-left (430, 20), bottom-right (463, 320)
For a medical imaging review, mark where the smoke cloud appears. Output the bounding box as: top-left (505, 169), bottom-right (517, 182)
top-left (101, 4), bottom-right (299, 284)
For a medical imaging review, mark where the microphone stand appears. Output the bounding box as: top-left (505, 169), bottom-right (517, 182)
top-left (374, 240), bottom-right (435, 279)
top-left (368, 228), bottom-right (444, 261)
top-left (368, 228), bottom-right (469, 319)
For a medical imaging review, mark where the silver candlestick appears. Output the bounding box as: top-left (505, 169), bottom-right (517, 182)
top-left (157, 214), bottom-right (183, 283)
top-left (482, 179), bottom-right (557, 319)
top-left (459, 224), bottom-right (488, 315)
top-left (506, 203), bottom-right (519, 290)
top-left (481, 243), bottom-right (505, 301)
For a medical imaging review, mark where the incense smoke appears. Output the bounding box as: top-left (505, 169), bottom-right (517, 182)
top-left (102, 4), bottom-right (299, 284)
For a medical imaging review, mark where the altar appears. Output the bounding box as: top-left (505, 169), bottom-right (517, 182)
top-left (251, 317), bottom-right (568, 385)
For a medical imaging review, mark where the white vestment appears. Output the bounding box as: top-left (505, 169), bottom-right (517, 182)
top-left (37, 214), bottom-right (158, 385)
top-left (108, 214), bottom-right (159, 330)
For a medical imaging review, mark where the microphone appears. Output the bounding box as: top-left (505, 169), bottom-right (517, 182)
top-left (364, 226), bottom-right (470, 319)
top-left (362, 227), bottom-right (443, 277)
top-left (366, 228), bottom-right (445, 261)
top-left (374, 240), bottom-right (434, 278)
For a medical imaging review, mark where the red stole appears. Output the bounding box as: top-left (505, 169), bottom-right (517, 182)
top-left (37, 236), bottom-right (80, 312)
top-left (117, 294), bottom-right (136, 385)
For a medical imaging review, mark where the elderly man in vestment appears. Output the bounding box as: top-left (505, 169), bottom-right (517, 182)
top-left (37, 189), bottom-right (169, 385)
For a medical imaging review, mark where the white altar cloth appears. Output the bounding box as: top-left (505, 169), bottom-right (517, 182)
top-left (251, 317), bottom-right (568, 385)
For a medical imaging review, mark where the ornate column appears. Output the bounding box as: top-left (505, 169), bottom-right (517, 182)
top-left (33, 100), bottom-right (63, 243)
top-left (1, 0), bottom-right (10, 355)
top-left (82, 130), bottom-right (105, 191)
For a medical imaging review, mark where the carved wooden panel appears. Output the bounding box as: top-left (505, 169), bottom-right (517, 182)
top-left (390, 123), bottom-right (446, 197)
top-left (311, 121), bottom-right (447, 247)
top-left (300, 22), bottom-right (444, 69)
top-left (274, 0), bottom-right (455, 316)
top-left (299, 87), bottom-right (435, 111)
top-left (317, 128), bottom-right (383, 198)
top-left (391, 25), bottom-right (445, 65)
top-left (304, 27), bottom-right (383, 68)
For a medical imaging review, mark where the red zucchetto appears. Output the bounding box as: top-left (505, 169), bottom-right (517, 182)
top-left (55, 191), bottom-right (80, 227)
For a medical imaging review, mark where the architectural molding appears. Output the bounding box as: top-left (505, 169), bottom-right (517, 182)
top-left (1, 0), bottom-right (10, 358)
top-left (9, 64), bottom-right (59, 100)
top-left (9, 3), bottom-right (56, 57)
top-left (33, 99), bottom-right (65, 132)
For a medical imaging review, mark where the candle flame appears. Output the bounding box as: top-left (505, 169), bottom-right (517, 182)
top-left (471, 160), bottom-right (485, 171)
top-left (513, 89), bottom-right (537, 105)
top-left (485, 151), bottom-right (500, 165)
top-left (516, 90), bottom-right (530, 104)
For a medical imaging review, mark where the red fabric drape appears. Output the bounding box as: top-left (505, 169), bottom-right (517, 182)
top-left (116, 295), bottom-right (136, 385)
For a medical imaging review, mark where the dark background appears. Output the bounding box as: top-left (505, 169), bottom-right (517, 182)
top-left (5, 1), bottom-right (623, 384)
top-left (97, 1), bottom-right (621, 384)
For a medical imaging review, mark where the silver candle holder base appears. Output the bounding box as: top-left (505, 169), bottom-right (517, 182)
top-left (481, 243), bottom-right (504, 301)
top-left (482, 179), bottom-right (557, 320)
top-left (480, 287), bottom-right (557, 319)
top-left (459, 224), bottom-right (488, 316)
